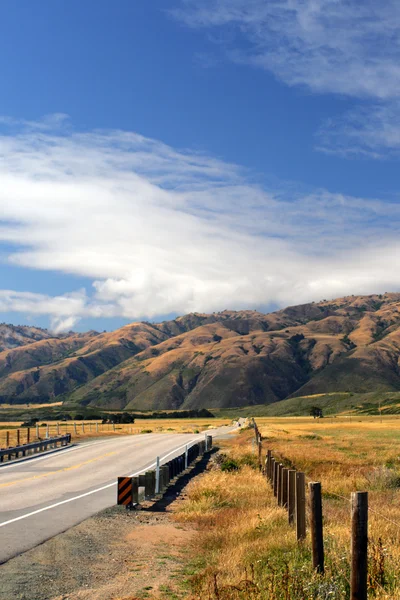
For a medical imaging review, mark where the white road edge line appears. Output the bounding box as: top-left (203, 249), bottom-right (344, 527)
top-left (0, 439), bottom-right (121, 471)
top-left (0, 437), bottom-right (201, 529)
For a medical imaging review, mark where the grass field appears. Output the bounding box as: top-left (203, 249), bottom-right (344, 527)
top-left (0, 418), bottom-right (231, 448)
top-left (176, 417), bottom-right (400, 599)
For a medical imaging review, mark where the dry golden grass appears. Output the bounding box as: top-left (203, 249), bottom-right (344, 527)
top-left (0, 418), bottom-right (230, 448)
top-left (176, 420), bottom-right (400, 599)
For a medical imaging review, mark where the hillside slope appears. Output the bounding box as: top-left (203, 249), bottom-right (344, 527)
top-left (3, 292), bottom-right (400, 409)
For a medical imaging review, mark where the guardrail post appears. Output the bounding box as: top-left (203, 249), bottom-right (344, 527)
top-left (185, 445), bottom-right (188, 469)
top-left (309, 482), bottom-right (324, 574)
top-left (351, 491), bottom-right (368, 600)
top-left (296, 472), bottom-right (306, 541)
top-left (145, 471), bottom-right (155, 499)
top-left (288, 470), bottom-right (296, 524)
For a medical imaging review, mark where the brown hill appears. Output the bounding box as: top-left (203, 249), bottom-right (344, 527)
top-left (0, 324), bottom-right (54, 352)
top-left (3, 292), bottom-right (400, 408)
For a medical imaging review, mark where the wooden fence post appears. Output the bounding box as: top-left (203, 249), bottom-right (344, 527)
top-left (296, 472), bottom-right (306, 541)
top-left (17, 429), bottom-right (20, 446)
top-left (6, 431), bottom-right (9, 447)
top-left (273, 460), bottom-right (278, 497)
top-left (351, 491), bottom-right (368, 600)
top-left (278, 464), bottom-right (284, 506)
top-left (288, 469), bottom-right (296, 524)
top-left (27, 428), bottom-right (30, 444)
top-left (282, 468), bottom-right (288, 509)
top-left (266, 450), bottom-right (272, 481)
top-left (309, 482), bottom-right (324, 573)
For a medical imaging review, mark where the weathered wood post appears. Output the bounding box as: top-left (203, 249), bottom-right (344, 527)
top-left (266, 450), bottom-right (272, 481)
top-left (278, 463), bottom-right (284, 506)
top-left (17, 429), bottom-right (20, 446)
top-left (288, 469), bottom-right (296, 524)
top-left (351, 491), bottom-right (368, 600)
top-left (309, 482), bottom-right (324, 573)
top-left (273, 460), bottom-right (279, 497)
top-left (27, 427), bottom-right (30, 444)
top-left (296, 472), bottom-right (306, 541)
top-left (282, 468), bottom-right (289, 509)
top-left (6, 431), bottom-right (9, 447)
top-left (36, 424), bottom-right (39, 439)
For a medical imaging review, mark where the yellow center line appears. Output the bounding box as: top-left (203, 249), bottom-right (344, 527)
top-left (0, 451), bottom-right (118, 488)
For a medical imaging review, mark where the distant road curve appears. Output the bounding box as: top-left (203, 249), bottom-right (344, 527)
top-left (0, 426), bottom-right (233, 564)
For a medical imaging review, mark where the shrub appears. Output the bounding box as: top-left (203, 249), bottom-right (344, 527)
top-left (221, 458), bottom-right (240, 472)
top-left (140, 429), bottom-right (153, 434)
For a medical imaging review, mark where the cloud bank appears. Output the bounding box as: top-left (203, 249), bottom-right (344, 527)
top-left (1, 118), bottom-right (400, 330)
top-left (172, 0), bottom-right (400, 157)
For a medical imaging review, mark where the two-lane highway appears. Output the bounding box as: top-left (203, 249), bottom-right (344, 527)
top-left (0, 427), bottom-right (232, 564)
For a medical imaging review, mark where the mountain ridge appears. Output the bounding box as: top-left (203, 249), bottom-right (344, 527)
top-left (2, 292), bottom-right (400, 409)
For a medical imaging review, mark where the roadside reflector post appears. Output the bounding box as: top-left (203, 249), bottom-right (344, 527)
top-left (296, 472), bottom-right (306, 542)
top-left (56, 423), bottom-right (59, 435)
top-left (74, 422), bottom-right (77, 434)
top-left (113, 423), bottom-right (116, 432)
top-left (96, 422), bottom-right (99, 433)
top-left (35, 424), bottom-right (39, 440)
top-left (89, 422), bottom-right (92, 432)
top-left (81, 423), bottom-right (84, 434)
top-left (185, 445), bottom-right (188, 469)
top-left (288, 470), bottom-right (296, 524)
top-left (309, 482), bottom-right (324, 574)
top-left (351, 491), bottom-right (368, 600)
top-left (117, 477), bottom-right (133, 507)
top-left (155, 456), bottom-right (160, 494)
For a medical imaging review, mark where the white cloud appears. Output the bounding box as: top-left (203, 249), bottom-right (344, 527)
top-left (172, 0), bottom-right (400, 98)
top-left (1, 118), bottom-right (400, 330)
top-left (316, 102), bottom-right (400, 158)
top-left (172, 0), bottom-right (400, 157)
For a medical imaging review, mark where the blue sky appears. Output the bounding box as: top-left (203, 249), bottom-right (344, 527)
top-left (1, 0), bottom-right (400, 332)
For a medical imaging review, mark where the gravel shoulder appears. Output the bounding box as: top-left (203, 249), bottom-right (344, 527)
top-left (0, 503), bottom-right (195, 600)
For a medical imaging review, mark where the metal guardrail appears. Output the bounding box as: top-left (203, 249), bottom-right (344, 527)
top-left (117, 434), bottom-right (213, 507)
top-left (0, 434), bottom-right (72, 463)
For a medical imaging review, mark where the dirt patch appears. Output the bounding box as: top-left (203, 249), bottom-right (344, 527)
top-left (0, 508), bottom-right (195, 600)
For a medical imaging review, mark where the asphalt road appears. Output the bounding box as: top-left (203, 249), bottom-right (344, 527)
top-left (0, 427), bottom-right (232, 564)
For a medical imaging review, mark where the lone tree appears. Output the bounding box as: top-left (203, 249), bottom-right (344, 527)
top-left (310, 406), bottom-right (323, 419)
